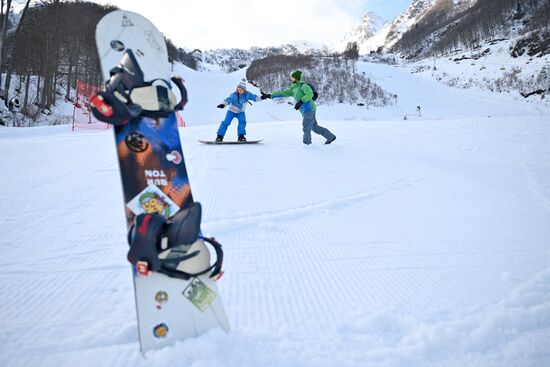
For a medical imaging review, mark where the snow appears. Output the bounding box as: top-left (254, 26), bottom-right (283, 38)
top-left (1, 60), bottom-right (550, 367)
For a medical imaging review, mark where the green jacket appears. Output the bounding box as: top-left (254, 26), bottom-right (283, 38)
top-left (272, 81), bottom-right (316, 114)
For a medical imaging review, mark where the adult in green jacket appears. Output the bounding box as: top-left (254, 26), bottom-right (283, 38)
top-left (262, 70), bottom-right (336, 145)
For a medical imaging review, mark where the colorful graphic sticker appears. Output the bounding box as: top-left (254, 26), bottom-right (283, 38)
top-left (125, 132), bottom-right (150, 153)
top-left (155, 291), bottom-right (169, 305)
top-left (182, 278), bottom-right (216, 312)
top-left (151, 321), bottom-right (172, 343)
top-left (166, 150), bottom-right (182, 165)
top-left (127, 184), bottom-right (179, 218)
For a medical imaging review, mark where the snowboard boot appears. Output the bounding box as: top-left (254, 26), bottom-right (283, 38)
top-left (325, 136), bottom-right (336, 145)
top-left (238, 135), bottom-right (247, 142)
top-left (215, 135), bottom-right (224, 143)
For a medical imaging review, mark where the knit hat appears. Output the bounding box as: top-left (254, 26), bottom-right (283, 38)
top-left (290, 70), bottom-right (302, 81)
top-left (237, 79), bottom-right (247, 92)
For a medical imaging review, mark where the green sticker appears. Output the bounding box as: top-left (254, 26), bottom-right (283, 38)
top-left (183, 278), bottom-right (216, 312)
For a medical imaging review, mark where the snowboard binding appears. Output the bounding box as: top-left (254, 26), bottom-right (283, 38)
top-left (90, 49), bottom-right (188, 125)
top-left (127, 202), bottom-right (224, 281)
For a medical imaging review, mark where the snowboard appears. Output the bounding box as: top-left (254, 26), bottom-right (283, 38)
top-left (95, 10), bottom-right (229, 354)
top-left (199, 139), bottom-right (263, 145)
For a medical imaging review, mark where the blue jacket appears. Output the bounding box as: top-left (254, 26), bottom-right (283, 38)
top-left (221, 91), bottom-right (260, 113)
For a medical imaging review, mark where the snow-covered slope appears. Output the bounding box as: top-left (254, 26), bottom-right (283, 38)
top-left (176, 59), bottom-right (546, 130)
top-left (1, 61), bottom-right (550, 366)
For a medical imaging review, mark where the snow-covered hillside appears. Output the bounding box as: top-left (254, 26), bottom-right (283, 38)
top-left (1, 60), bottom-right (549, 367)
top-left (401, 39), bottom-right (550, 101)
top-left (197, 42), bottom-right (332, 73)
top-left (177, 59), bottom-right (547, 130)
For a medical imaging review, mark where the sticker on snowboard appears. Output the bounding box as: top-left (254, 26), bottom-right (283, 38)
top-left (183, 277), bottom-right (217, 312)
top-left (151, 321), bottom-right (172, 342)
top-left (155, 291), bottom-right (169, 309)
top-left (127, 184), bottom-right (179, 218)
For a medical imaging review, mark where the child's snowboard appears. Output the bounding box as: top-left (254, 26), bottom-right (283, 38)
top-left (95, 10), bottom-right (229, 354)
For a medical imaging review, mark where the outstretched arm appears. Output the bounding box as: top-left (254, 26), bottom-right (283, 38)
top-left (246, 91), bottom-right (261, 102)
top-left (217, 98), bottom-right (229, 109)
top-left (218, 93), bottom-right (235, 108)
top-left (271, 87), bottom-right (293, 99)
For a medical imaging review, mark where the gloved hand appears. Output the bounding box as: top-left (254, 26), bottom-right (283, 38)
top-left (217, 103), bottom-right (226, 109)
top-left (261, 92), bottom-right (271, 100)
top-left (294, 100), bottom-right (303, 110)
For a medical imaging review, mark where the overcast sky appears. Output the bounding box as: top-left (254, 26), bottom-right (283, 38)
top-left (90, 0), bottom-right (411, 50)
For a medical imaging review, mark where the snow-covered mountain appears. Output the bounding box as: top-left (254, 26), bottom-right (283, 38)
top-left (393, 0), bottom-right (550, 59)
top-left (382, 0), bottom-right (439, 51)
top-left (345, 0), bottom-right (548, 65)
top-left (341, 12), bottom-right (387, 53)
top-left (342, 1), bottom-right (440, 54)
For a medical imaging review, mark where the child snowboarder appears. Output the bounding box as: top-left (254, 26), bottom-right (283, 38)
top-left (215, 79), bottom-right (261, 143)
top-left (261, 70), bottom-right (335, 145)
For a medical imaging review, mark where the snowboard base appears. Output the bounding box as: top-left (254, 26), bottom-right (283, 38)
top-left (199, 139), bottom-right (263, 145)
top-left (134, 271), bottom-right (229, 353)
